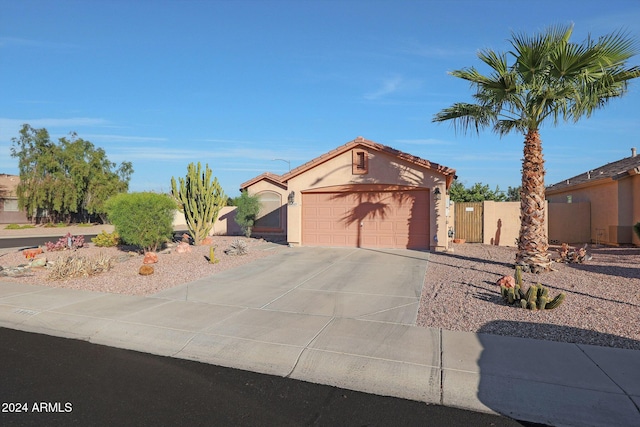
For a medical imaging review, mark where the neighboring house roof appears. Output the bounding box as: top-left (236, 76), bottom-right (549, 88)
top-left (547, 149), bottom-right (640, 194)
top-left (240, 136), bottom-right (457, 190)
top-left (0, 174), bottom-right (20, 198)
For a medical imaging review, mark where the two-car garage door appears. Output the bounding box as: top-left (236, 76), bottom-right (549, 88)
top-left (302, 188), bottom-right (430, 249)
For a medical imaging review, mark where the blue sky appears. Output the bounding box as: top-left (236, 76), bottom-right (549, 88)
top-left (2, 0), bottom-right (639, 197)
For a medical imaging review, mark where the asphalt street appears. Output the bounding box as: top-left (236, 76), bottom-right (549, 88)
top-left (0, 328), bottom-right (544, 427)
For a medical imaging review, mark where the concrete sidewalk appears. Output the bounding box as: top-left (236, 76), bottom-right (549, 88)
top-left (0, 246), bottom-right (638, 427)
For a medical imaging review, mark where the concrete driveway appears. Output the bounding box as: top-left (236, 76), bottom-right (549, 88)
top-left (155, 246), bottom-right (429, 325)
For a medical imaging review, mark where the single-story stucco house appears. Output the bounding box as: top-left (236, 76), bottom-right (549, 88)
top-left (546, 148), bottom-right (640, 246)
top-left (0, 174), bottom-right (28, 224)
top-left (240, 136), bottom-right (456, 251)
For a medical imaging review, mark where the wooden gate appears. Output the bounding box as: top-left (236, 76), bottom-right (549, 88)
top-left (454, 202), bottom-right (483, 243)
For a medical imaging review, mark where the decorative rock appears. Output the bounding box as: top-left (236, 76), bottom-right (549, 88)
top-left (138, 265), bottom-right (154, 275)
top-left (175, 241), bottom-right (192, 253)
top-left (23, 248), bottom-right (43, 259)
top-left (201, 236), bottom-right (213, 245)
top-left (29, 257), bottom-right (47, 268)
top-left (0, 265), bottom-right (32, 277)
top-left (143, 252), bottom-right (158, 264)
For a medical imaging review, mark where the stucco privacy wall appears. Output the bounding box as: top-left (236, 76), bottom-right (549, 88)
top-left (547, 202), bottom-right (590, 244)
top-left (173, 206), bottom-right (242, 236)
top-left (546, 176), bottom-right (640, 245)
top-left (482, 201), bottom-right (521, 247)
top-left (285, 147), bottom-right (449, 250)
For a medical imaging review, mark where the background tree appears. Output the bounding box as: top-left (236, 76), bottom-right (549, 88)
top-left (232, 190), bottom-right (261, 237)
top-left (10, 124), bottom-right (132, 223)
top-left (506, 186), bottom-right (521, 202)
top-left (449, 179), bottom-right (507, 202)
top-left (171, 162), bottom-right (226, 245)
top-left (434, 25), bottom-right (640, 272)
top-left (104, 192), bottom-right (176, 253)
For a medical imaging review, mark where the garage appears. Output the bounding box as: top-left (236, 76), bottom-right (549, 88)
top-left (241, 137), bottom-right (455, 251)
top-left (302, 187), bottom-right (430, 249)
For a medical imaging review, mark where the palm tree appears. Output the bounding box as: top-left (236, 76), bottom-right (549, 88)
top-left (433, 25), bottom-right (640, 273)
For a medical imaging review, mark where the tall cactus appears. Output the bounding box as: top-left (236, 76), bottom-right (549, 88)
top-left (171, 162), bottom-right (226, 246)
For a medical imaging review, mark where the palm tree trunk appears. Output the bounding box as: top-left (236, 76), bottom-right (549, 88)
top-left (516, 129), bottom-right (552, 273)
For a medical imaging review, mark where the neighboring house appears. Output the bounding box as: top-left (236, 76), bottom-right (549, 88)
top-left (546, 148), bottom-right (640, 246)
top-left (0, 174), bottom-right (29, 224)
top-left (241, 136), bottom-right (456, 251)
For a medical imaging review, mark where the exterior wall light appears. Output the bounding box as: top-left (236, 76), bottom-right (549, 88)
top-left (433, 187), bottom-right (441, 201)
top-left (288, 191), bottom-right (295, 205)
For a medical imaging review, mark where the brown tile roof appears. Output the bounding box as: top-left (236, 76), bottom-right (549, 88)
top-left (241, 136), bottom-right (456, 190)
top-left (546, 151), bottom-right (640, 194)
top-left (239, 172), bottom-right (286, 190)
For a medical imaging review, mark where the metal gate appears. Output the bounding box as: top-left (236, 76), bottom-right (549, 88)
top-left (454, 202), bottom-right (483, 243)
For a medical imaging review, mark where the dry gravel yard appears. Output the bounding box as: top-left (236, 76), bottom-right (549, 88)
top-left (417, 243), bottom-right (640, 350)
top-left (1, 225), bottom-right (639, 350)
top-left (0, 225), bottom-right (283, 295)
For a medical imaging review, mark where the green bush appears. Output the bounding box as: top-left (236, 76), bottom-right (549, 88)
top-left (104, 192), bottom-right (176, 252)
top-left (232, 191), bottom-right (261, 237)
top-left (91, 230), bottom-right (121, 247)
top-left (4, 223), bottom-right (35, 230)
top-left (634, 222), bottom-right (640, 240)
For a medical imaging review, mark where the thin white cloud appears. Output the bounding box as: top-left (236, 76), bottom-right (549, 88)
top-left (111, 146), bottom-right (294, 162)
top-left (364, 76), bottom-right (404, 100)
top-left (399, 39), bottom-right (474, 58)
top-left (81, 134), bottom-right (169, 143)
top-left (0, 117), bottom-right (111, 141)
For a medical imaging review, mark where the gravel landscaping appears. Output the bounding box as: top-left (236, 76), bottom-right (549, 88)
top-left (417, 243), bottom-right (640, 350)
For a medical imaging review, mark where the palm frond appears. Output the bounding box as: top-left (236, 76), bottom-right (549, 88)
top-left (432, 103), bottom-right (496, 135)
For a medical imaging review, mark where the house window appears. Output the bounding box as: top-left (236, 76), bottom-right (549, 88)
top-left (352, 150), bottom-right (368, 175)
top-left (254, 191), bottom-right (282, 230)
top-left (2, 198), bottom-right (19, 212)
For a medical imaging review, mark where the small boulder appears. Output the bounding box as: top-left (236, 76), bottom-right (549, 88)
top-left (139, 265), bottom-right (154, 275)
top-left (201, 236), bottom-right (213, 245)
top-left (175, 241), bottom-right (192, 253)
top-left (29, 257), bottom-right (47, 268)
top-left (143, 252), bottom-right (158, 264)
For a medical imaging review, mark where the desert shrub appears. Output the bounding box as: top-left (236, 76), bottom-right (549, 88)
top-left (4, 224), bottom-right (35, 230)
top-left (91, 230), bottom-right (121, 247)
top-left (225, 239), bottom-right (248, 256)
top-left (47, 253), bottom-right (115, 280)
top-left (44, 222), bottom-right (67, 228)
top-left (104, 192), bottom-right (176, 253)
top-left (233, 191), bottom-right (261, 237)
top-left (634, 222), bottom-right (640, 240)
top-left (45, 233), bottom-right (85, 251)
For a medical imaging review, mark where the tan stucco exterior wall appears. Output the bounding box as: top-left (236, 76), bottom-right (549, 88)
top-left (244, 180), bottom-right (288, 237)
top-left (173, 206), bottom-right (242, 235)
top-left (633, 174), bottom-right (640, 245)
top-left (285, 148), bottom-right (449, 250)
top-left (482, 201), bottom-right (522, 247)
top-left (548, 202), bottom-right (591, 244)
top-left (546, 178), bottom-right (638, 245)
